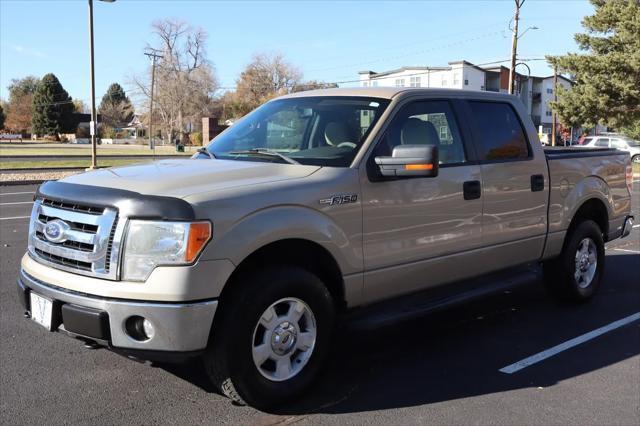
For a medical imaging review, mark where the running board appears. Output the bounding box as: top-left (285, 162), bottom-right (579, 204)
top-left (345, 265), bottom-right (541, 330)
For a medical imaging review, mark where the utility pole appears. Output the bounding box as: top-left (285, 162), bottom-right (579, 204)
top-left (88, 0), bottom-right (97, 169)
top-left (144, 50), bottom-right (162, 151)
top-left (508, 0), bottom-right (525, 95)
top-left (551, 67), bottom-right (558, 146)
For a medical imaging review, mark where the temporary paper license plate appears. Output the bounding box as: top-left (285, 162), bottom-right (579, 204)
top-left (30, 292), bottom-right (53, 331)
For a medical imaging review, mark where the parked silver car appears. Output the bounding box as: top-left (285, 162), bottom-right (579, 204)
top-left (580, 135), bottom-right (640, 163)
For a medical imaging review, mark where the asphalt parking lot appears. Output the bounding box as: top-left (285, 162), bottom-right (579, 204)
top-left (0, 182), bottom-right (638, 425)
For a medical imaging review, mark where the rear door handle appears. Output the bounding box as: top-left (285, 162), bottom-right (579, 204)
top-left (463, 180), bottom-right (481, 200)
top-left (531, 174), bottom-right (545, 192)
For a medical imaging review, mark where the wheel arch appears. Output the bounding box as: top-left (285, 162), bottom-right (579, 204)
top-left (566, 197), bottom-right (609, 241)
top-left (219, 238), bottom-right (347, 312)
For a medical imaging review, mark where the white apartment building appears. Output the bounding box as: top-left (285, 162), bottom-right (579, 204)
top-left (359, 60), bottom-right (573, 133)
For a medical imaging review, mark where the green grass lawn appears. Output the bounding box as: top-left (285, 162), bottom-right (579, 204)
top-left (0, 144), bottom-right (194, 157)
top-left (1, 159), bottom-right (147, 169)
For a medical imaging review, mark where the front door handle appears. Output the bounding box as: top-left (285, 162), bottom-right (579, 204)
top-left (463, 180), bottom-right (481, 200)
top-left (531, 174), bottom-right (545, 192)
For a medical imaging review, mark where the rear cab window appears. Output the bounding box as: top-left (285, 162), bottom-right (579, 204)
top-left (468, 101), bottom-right (530, 162)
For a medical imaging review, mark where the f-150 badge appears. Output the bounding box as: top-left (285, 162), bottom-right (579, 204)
top-left (319, 194), bottom-right (358, 206)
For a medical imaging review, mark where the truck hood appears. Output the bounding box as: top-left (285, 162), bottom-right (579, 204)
top-left (60, 159), bottom-right (321, 199)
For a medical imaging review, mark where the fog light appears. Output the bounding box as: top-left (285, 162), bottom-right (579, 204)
top-left (142, 319), bottom-right (155, 340)
top-left (125, 316), bottom-right (154, 341)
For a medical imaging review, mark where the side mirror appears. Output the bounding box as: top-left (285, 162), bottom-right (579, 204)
top-left (374, 145), bottom-right (439, 178)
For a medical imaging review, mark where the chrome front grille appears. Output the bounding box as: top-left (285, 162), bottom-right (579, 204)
top-left (28, 199), bottom-right (126, 280)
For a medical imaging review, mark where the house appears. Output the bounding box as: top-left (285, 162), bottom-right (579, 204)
top-left (118, 115), bottom-right (146, 139)
top-left (359, 60), bottom-right (573, 134)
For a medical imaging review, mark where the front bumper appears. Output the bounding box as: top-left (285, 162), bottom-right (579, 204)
top-left (18, 268), bottom-right (217, 355)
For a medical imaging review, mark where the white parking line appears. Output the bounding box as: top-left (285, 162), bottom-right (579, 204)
top-left (613, 248), bottom-right (640, 254)
top-left (633, 224), bottom-right (640, 229)
top-left (0, 191), bottom-right (34, 196)
top-left (0, 216), bottom-right (30, 221)
top-left (0, 201), bottom-right (33, 206)
top-left (499, 312), bottom-right (640, 374)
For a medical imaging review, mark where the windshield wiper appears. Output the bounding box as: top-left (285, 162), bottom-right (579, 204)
top-left (228, 148), bottom-right (299, 165)
top-left (196, 147), bottom-right (216, 159)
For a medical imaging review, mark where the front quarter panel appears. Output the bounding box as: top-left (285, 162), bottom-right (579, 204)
top-left (186, 167), bottom-right (364, 299)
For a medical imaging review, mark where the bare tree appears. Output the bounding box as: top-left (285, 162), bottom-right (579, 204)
top-left (132, 19), bottom-right (218, 144)
top-left (5, 76), bottom-right (39, 134)
top-left (223, 52), bottom-right (302, 119)
top-left (99, 101), bottom-right (133, 128)
top-left (73, 100), bottom-right (90, 114)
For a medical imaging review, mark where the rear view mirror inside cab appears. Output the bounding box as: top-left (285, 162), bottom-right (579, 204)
top-left (375, 144), bottom-right (439, 178)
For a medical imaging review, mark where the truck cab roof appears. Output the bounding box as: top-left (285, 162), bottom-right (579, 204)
top-left (279, 87), bottom-right (516, 101)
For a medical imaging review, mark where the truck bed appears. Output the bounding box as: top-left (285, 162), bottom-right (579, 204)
top-left (543, 146), bottom-right (631, 240)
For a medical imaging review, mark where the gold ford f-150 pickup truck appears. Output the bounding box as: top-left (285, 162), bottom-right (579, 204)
top-left (17, 88), bottom-right (634, 408)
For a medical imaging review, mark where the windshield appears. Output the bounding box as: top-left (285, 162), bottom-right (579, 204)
top-left (207, 97), bottom-right (389, 167)
top-left (626, 139), bottom-right (640, 147)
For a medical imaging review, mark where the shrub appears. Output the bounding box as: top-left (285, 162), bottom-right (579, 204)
top-left (190, 131), bottom-right (203, 146)
top-left (99, 125), bottom-right (116, 139)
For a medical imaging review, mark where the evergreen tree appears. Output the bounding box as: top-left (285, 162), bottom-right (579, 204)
top-left (0, 104), bottom-right (5, 130)
top-left (31, 73), bottom-right (75, 136)
top-left (547, 0), bottom-right (640, 138)
top-left (99, 83), bottom-right (134, 127)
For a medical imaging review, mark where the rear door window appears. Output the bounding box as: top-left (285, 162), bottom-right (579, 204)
top-left (595, 138), bottom-right (610, 147)
top-left (468, 101), bottom-right (530, 161)
top-left (611, 139), bottom-right (627, 149)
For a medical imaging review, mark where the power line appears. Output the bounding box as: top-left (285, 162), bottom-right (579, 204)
top-left (306, 30), bottom-right (506, 75)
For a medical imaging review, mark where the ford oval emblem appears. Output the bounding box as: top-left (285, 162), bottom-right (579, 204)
top-left (44, 219), bottom-right (70, 243)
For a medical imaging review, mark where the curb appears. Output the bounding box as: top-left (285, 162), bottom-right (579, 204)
top-left (0, 154), bottom-right (188, 160)
top-left (0, 179), bottom-right (48, 186)
top-left (1, 167), bottom-right (85, 173)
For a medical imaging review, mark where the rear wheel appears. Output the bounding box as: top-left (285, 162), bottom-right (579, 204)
top-left (203, 265), bottom-right (335, 409)
top-left (543, 220), bottom-right (605, 302)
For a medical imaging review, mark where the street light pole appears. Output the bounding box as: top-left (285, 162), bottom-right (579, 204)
top-left (88, 0), bottom-right (97, 169)
top-left (87, 0), bottom-right (115, 170)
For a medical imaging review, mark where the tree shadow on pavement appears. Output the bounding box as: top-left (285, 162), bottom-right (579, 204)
top-left (160, 253), bottom-right (640, 415)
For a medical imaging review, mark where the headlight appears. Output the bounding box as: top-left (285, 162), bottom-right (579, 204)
top-left (122, 220), bottom-right (212, 281)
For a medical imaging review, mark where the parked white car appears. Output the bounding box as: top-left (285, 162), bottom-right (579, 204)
top-left (579, 135), bottom-right (640, 163)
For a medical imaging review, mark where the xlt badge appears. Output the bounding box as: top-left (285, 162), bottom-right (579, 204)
top-left (319, 194), bottom-right (358, 206)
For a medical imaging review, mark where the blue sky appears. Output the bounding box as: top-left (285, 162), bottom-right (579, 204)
top-left (1, 0), bottom-right (594, 105)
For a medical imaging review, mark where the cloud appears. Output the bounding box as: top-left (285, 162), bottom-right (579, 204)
top-left (10, 44), bottom-right (47, 59)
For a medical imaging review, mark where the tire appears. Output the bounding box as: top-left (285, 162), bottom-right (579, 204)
top-left (543, 220), bottom-right (605, 302)
top-left (632, 155), bottom-right (640, 164)
top-left (203, 265), bottom-right (335, 409)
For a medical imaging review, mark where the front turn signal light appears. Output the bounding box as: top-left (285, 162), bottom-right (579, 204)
top-left (187, 221), bottom-right (212, 262)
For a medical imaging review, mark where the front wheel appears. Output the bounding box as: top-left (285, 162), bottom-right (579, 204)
top-left (203, 266), bottom-right (335, 409)
top-left (632, 155), bottom-right (640, 164)
top-left (543, 220), bottom-right (605, 302)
